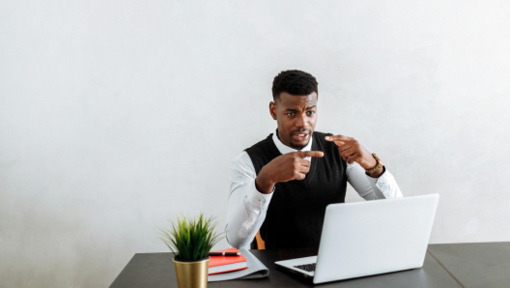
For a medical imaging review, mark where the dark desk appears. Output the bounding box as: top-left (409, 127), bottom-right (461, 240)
top-left (110, 242), bottom-right (510, 288)
top-left (428, 242), bottom-right (510, 288)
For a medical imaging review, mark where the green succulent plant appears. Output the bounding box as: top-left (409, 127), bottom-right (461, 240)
top-left (159, 213), bottom-right (224, 261)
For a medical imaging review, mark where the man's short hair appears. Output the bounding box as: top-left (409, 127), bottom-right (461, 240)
top-left (272, 70), bottom-right (318, 100)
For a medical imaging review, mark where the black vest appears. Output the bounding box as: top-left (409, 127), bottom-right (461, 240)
top-left (245, 131), bottom-right (347, 249)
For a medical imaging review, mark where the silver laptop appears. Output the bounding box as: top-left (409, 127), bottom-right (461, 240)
top-left (275, 194), bottom-right (439, 284)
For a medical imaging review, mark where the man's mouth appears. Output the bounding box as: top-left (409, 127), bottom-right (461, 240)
top-left (292, 132), bottom-right (309, 142)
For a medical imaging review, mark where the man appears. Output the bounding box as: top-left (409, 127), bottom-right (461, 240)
top-left (226, 70), bottom-right (402, 250)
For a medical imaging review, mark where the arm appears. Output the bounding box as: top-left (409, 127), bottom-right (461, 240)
top-left (325, 134), bottom-right (403, 200)
top-left (225, 150), bottom-right (325, 248)
top-left (225, 152), bottom-right (273, 249)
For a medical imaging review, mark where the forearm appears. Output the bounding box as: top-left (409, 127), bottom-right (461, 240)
top-left (347, 162), bottom-right (403, 200)
top-left (225, 200), bottom-right (268, 248)
top-left (225, 181), bottom-right (273, 248)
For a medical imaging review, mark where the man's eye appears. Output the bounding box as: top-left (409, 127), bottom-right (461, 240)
top-left (287, 113), bottom-right (295, 116)
top-left (307, 111), bottom-right (315, 115)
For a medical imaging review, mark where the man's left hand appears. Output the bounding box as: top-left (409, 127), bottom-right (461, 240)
top-left (325, 134), bottom-right (382, 177)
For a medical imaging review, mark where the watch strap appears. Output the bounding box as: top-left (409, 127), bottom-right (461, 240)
top-left (365, 153), bottom-right (384, 174)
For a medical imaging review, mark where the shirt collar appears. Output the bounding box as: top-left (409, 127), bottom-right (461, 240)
top-left (272, 129), bottom-right (313, 155)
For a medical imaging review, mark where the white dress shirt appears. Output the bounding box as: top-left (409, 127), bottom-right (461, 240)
top-left (225, 131), bottom-right (403, 248)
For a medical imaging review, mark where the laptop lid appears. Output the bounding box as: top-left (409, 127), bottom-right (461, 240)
top-left (313, 194), bottom-right (439, 284)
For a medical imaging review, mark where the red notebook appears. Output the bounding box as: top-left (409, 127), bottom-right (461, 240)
top-left (208, 248), bottom-right (248, 275)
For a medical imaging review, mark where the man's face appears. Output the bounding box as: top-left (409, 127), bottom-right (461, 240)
top-left (270, 92), bottom-right (318, 150)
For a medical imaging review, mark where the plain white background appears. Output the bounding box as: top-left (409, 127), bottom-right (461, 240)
top-left (1, 0), bottom-right (509, 287)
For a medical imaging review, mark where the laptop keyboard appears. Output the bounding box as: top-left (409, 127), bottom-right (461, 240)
top-left (294, 263), bottom-right (316, 272)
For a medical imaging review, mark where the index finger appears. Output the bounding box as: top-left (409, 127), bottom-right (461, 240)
top-left (297, 150), bottom-right (324, 158)
top-left (325, 134), bottom-right (353, 142)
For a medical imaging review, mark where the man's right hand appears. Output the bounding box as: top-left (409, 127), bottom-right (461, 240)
top-left (255, 151), bottom-right (324, 194)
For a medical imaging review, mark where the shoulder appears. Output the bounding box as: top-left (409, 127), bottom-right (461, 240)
top-left (233, 133), bottom-right (273, 175)
top-left (243, 133), bottom-right (280, 174)
top-left (233, 151), bottom-right (252, 166)
top-left (231, 151), bottom-right (256, 178)
top-left (245, 133), bottom-right (274, 153)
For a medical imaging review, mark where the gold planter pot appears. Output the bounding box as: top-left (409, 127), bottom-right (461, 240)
top-left (173, 256), bottom-right (209, 288)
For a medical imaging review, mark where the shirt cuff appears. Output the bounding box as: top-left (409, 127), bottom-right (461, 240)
top-left (366, 167), bottom-right (400, 199)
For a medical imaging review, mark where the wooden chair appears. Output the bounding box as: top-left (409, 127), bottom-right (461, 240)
top-left (255, 230), bottom-right (265, 250)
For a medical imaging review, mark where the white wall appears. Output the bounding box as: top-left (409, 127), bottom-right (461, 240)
top-left (1, 0), bottom-right (509, 287)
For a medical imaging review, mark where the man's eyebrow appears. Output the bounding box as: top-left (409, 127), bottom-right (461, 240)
top-left (285, 105), bottom-right (316, 112)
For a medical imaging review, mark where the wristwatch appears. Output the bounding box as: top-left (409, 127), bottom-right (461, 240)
top-left (365, 153), bottom-right (384, 175)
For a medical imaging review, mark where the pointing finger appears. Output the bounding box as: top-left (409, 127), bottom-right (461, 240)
top-left (297, 150), bottom-right (324, 158)
top-left (325, 134), bottom-right (353, 143)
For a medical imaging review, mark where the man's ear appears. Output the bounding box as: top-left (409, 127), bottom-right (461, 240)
top-left (269, 101), bottom-right (277, 120)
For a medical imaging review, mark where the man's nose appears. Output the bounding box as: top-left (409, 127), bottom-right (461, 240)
top-left (295, 113), bottom-right (308, 128)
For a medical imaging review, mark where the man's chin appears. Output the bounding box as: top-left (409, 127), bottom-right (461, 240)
top-left (289, 139), bottom-right (311, 150)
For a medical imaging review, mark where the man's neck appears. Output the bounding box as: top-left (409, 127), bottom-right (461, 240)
top-left (273, 129), bottom-right (313, 154)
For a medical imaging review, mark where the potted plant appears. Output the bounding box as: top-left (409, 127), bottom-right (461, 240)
top-left (159, 213), bottom-right (223, 288)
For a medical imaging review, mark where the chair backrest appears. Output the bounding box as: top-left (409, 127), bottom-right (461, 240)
top-left (255, 230), bottom-right (265, 250)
